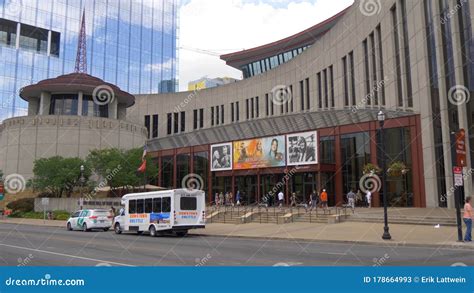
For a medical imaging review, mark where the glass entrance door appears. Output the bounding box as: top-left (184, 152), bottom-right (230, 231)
top-left (235, 176), bottom-right (257, 205)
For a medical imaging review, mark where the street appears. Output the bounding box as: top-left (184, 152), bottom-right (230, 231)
top-left (0, 223), bottom-right (471, 266)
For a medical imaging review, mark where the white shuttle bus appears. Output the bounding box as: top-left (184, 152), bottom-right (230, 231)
top-left (114, 189), bottom-right (206, 237)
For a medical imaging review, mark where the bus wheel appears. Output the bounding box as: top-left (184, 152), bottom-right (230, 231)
top-left (149, 225), bottom-right (157, 237)
top-left (176, 231), bottom-right (187, 237)
top-left (114, 223), bottom-right (122, 234)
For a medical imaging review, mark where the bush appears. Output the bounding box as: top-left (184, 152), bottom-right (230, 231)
top-left (8, 210), bottom-right (70, 220)
top-left (6, 198), bottom-right (35, 213)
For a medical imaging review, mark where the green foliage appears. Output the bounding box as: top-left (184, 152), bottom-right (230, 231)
top-left (387, 161), bottom-right (409, 177)
top-left (30, 156), bottom-right (90, 197)
top-left (86, 147), bottom-right (158, 195)
top-left (362, 163), bottom-right (382, 175)
top-left (9, 210), bottom-right (70, 220)
top-left (6, 198), bottom-right (34, 212)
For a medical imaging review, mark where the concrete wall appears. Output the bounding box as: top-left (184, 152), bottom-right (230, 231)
top-left (34, 197), bottom-right (122, 213)
top-left (0, 115), bottom-right (147, 179)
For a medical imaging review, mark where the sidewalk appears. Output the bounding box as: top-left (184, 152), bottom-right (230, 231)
top-left (1, 217), bottom-right (471, 250)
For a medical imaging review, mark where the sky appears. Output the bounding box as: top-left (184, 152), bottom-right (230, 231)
top-left (178, 0), bottom-right (354, 91)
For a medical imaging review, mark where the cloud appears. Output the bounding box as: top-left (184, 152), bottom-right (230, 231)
top-left (178, 0), bottom-right (354, 91)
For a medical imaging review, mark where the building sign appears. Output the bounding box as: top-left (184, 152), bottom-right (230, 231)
top-left (286, 131), bottom-right (318, 166)
top-left (210, 143), bottom-right (233, 171)
top-left (453, 167), bottom-right (463, 187)
top-left (455, 129), bottom-right (466, 167)
top-left (233, 136), bottom-right (286, 170)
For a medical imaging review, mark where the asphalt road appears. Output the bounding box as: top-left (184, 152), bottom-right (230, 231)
top-left (0, 223), bottom-right (471, 266)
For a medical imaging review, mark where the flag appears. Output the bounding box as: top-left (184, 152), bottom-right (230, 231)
top-left (137, 160), bottom-right (146, 173)
top-left (137, 145), bottom-right (147, 173)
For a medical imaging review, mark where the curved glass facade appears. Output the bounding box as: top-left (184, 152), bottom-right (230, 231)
top-left (0, 0), bottom-right (178, 120)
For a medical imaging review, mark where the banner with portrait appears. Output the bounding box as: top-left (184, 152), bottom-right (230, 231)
top-left (210, 143), bottom-right (233, 171)
top-left (286, 131), bottom-right (318, 166)
top-left (233, 136), bottom-right (286, 170)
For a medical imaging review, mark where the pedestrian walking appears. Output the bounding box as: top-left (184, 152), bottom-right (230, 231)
top-left (320, 189), bottom-right (328, 211)
top-left (219, 192), bottom-right (224, 206)
top-left (356, 190), bottom-right (363, 207)
top-left (366, 190), bottom-right (372, 208)
top-left (215, 193), bottom-right (219, 207)
top-left (229, 192), bottom-right (234, 206)
top-left (290, 192), bottom-right (297, 207)
top-left (278, 190), bottom-right (284, 209)
top-left (110, 206), bottom-right (116, 217)
top-left (310, 190), bottom-right (318, 210)
top-left (236, 190), bottom-right (241, 206)
top-left (464, 196), bottom-right (473, 242)
top-left (346, 189), bottom-right (356, 211)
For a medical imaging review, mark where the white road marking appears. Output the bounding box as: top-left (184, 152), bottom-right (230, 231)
top-left (0, 242), bottom-right (135, 267)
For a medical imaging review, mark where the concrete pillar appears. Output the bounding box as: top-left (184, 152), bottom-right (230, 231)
top-left (108, 98), bottom-right (117, 119)
top-left (47, 30), bottom-right (52, 56)
top-left (15, 22), bottom-right (20, 49)
top-left (432, 1), bottom-right (455, 208)
top-left (77, 91), bottom-right (83, 116)
top-left (39, 92), bottom-right (51, 115)
top-left (450, 0), bottom-right (473, 198)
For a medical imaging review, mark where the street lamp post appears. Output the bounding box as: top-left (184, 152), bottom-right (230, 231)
top-left (80, 165), bottom-right (85, 210)
top-left (378, 111), bottom-right (392, 240)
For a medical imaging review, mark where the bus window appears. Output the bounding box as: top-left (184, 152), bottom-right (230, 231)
top-left (153, 197), bottom-right (162, 213)
top-left (129, 200), bottom-right (137, 214)
top-left (162, 197), bottom-right (171, 213)
top-left (145, 198), bottom-right (153, 213)
top-left (180, 197), bottom-right (197, 210)
top-left (137, 199), bottom-right (144, 214)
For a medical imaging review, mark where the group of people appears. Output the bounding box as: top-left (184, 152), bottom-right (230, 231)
top-left (345, 189), bottom-right (373, 210)
top-left (214, 190), bottom-right (241, 206)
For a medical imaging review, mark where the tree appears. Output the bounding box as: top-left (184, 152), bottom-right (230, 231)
top-left (30, 156), bottom-right (89, 197)
top-left (86, 147), bottom-right (158, 196)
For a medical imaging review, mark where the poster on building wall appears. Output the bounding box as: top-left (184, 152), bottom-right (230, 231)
top-left (286, 131), bottom-right (318, 166)
top-left (210, 143), bottom-right (233, 171)
top-left (233, 136), bottom-right (286, 170)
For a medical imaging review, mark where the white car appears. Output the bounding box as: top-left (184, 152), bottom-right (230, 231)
top-left (66, 209), bottom-right (113, 232)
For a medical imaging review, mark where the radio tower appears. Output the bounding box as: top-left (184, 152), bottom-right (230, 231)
top-left (74, 9), bottom-right (87, 74)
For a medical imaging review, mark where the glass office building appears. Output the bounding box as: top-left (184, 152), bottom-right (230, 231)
top-left (0, 0), bottom-right (179, 120)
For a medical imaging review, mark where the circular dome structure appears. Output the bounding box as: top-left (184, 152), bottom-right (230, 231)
top-left (20, 73), bottom-right (135, 108)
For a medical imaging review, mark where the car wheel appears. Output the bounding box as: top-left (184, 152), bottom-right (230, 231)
top-left (103, 228), bottom-right (109, 232)
top-left (149, 225), bottom-right (157, 237)
top-left (176, 231), bottom-right (188, 237)
top-left (82, 223), bottom-right (89, 232)
top-left (114, 223), bottom-right (122, 234)
top-left (67, 222), bottom-right (73, 231)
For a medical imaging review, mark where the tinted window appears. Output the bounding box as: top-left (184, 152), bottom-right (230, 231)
top-left (136, 199), bottom-right (144, 214)
top-left (162, 197), bottom-right (171, 213)
top-left (145, 198), bottom-right (153, 213)
top-left (153, 198), bottom-right (162, 213)
top-left (72, 211), bottom-right (80, 218)
top-left (180, 197), bottom-right (197, 210)
top-left (129, 200), bottom-right (137, 214)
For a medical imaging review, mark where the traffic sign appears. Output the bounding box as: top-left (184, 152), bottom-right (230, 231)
top-left (453, 167), bottom-right (463, 187)
top-left (455, 129), bottom-right (467, 167)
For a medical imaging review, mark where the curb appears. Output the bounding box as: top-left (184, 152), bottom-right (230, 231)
top-left (189, 233), bottom-right (474, 250)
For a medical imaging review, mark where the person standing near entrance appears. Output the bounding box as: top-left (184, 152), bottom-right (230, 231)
top-left (278, 190), bottom-right (284, 209)
top-left (290, 192), bottom-right (297, 207)
top-left (320, 189), bottom-right (328, 211)
top-left (236, 190), bottom-right (241, 206)
top-left (463, 196), bottom-right (473, 242)
top-left (347, 190), bottom-right (356, 211)
top-left (310, 190), bottom-right (318, 211)
top-left (366, 190), bottom-right (372, 208)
